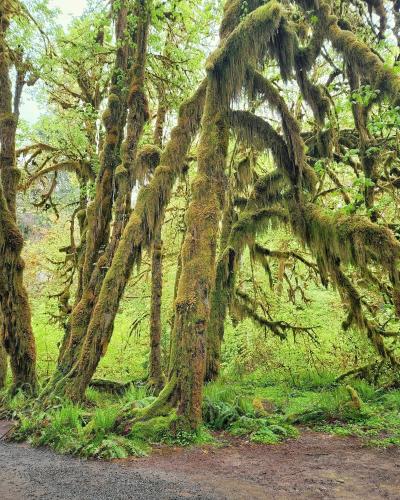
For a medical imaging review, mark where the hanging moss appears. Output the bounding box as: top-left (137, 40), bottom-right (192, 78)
top-left (207, 1), bottom-right (283, 104)
top-left (219, 0), bottom-right (265, 39)
top-left (290, 201), bottom-right (400, 283)
top-left (268, 17), bottom-right (296, 82)
top-left (364, 0), bottom-right (387, 38)
top-left (230, 207), bottom-right (288, 249)
top-left (313, 1), bottom-right (400, 105)
top-left (228, 109), bottom-right (316, 191)
top-left (291, 14), bottom-right (329, 125)
top-left (330, 263), bottom-right (397, 365)
top-left (246, 68), bottom-right (317, 192)
top-left (135, 144), bottom-right (162, 184)
top-left (233, 289), bottom-right (316, 340)
top-left (251, 170), bottom-right (285, 206)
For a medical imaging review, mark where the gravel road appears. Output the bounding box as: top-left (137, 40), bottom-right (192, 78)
top-left (1, 421), bottom-right (399, 500)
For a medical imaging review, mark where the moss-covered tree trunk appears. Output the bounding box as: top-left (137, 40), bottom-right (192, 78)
top-left (124, 0), bottom-right (285, 429)
top-left (205, 199), bottom-right (234, 381)
top-left (148, 225), bottom-right (164, 393)
top-left (57, 0), bottom-right (140, 372)
top-left (148, 97), bottom-right (167, 393)
top-left (77, 1), bottom-right (130, 295)
top-left (167, 75), bottom-right (228, 428)
top-left (0, 4), bottom-right (37, 393)
top-left (0, 336), bottom-right (6, 389)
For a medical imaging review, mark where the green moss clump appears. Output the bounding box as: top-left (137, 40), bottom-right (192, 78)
top-left (129, 412), bottom-right (177, 442)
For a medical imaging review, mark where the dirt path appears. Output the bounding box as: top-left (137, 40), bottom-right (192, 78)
top-left (1, 421), bottom-right (399, 499)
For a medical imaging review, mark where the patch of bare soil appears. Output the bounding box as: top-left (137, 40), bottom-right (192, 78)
top-left (124, 430), bottom-right (400, 499)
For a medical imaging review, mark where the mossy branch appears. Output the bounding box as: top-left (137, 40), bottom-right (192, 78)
top-left (206, 1), bottom-right (283, 102)
top-left (312, 0), bottom-right (400, 105)
top-left (233, 289), bottom-right (319, 342)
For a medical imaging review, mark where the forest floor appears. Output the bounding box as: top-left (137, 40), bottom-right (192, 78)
top-left (1, 421), bottom-right (399, 500)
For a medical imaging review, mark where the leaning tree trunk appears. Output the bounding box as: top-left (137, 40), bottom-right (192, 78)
top-left (0, 5), bottom-right (37, 393)
top-left (74, 0), bottom-right (130, 301)
top-left (47, 78), bottom-right (207, 401)
top-left (57, 0), bottom-right (135, 369)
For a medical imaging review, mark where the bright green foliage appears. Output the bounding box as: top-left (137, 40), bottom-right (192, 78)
top-left (2, 0), bottom-right (400, 458)
top-left (203, 380), bottom-right (298, 443)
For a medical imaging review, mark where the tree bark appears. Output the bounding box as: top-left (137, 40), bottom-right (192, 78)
top-left (148, 226), bottom-right (164, 393)
top-left (0, 4), bottom-right (37, 393)
top-left (205, 198), bottom-right (234, 381)
top-left (147, 94), bottom-right (168, 394)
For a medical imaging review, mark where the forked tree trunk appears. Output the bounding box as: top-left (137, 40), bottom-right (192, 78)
top-left (57, 0), bottom-right (135, 369)
top-left (75, 0), bottom-right (130, 301)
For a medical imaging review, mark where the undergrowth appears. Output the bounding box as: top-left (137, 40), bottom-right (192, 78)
top-left (2, 370), bottom-right (399, 458)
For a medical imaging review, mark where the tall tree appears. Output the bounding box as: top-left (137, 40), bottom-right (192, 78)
top-left (0, 0), bottom-right (37, 393)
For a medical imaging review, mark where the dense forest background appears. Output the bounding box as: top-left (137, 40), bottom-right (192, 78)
top-left (1, 0), bottom-right (400, 457)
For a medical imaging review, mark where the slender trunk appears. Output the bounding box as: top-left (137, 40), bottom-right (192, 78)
top-left (0, 344), bottom-right (6, 389)
top-left (148, 224), bottom-right (164, 393)
top-left (0, 310), bottom-right (6, 389)
top-left (148, 94), bottom-right (167, 393)
top-left (205, 198), bottom-right (234, 381)
top-left (153, 90), bottom-right (166, 149)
